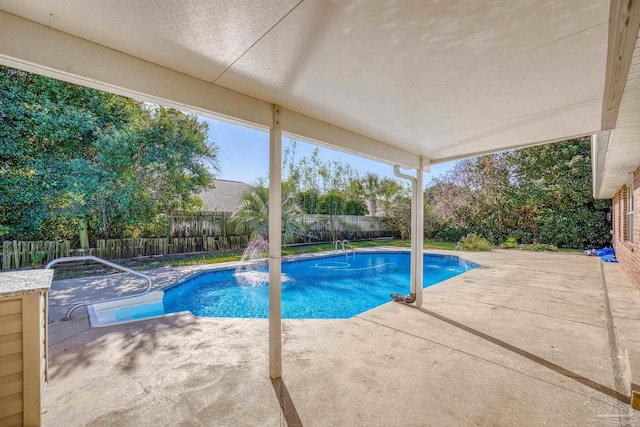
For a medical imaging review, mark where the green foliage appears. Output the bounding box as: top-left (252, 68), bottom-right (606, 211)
top-left (436, 226), bottom-right (470, 243)
top-left (282, 141), bottom-right (360, 195)
top-left (519, 243), bottom-right (559, 252)
top-left (382, 194), bottom-right (412, 239)
top-left (343, 199), bottom-right (367, 215)
top-left (359, 172), bottom-right (404, 216)
top-left (506, 139), bottom-right (609, 249)
top-left (500, 236), bottom-right (518, 249)
top-left (232, 182), bottom-right (305, 244)
top-left (31, 251), bottom-right (45, 266)
top-left (458, 233), bottom-right (493, 251)
top-left (0, 225), bottom-right (10, 238)
top-left (318, 191), bottom-right (344, 215)
top-left (0, 66), bottom-right (217, 241)
top-left (425, 138), bottom-right (610, 249)
top-left (283, 141), bottom-right (405, 218)
top-left (297, 189), bottom-right (320, 214)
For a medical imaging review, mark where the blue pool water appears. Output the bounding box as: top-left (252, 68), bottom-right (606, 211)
top-left (155, 252), bottom-right (478, 319)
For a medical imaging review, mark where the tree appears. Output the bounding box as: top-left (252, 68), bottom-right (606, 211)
top-left (505, 138), bottom-right (610, 249)
top-left (0, 66), bottom-right (217, 241)
top-left (360, 172), bottom-right (381, 215)
top-left (382, 194), bottom-right (412, 239)
top-left (283, 140), bottom-right (360, 193)
top-left (282, 140), bottom-right (379, 216)
top-left (422, 138), bottom-right (610, 249)
top-left (343, 199), bottom-right (367, 216)
top-left (318, 191), bottom-right (345, 216)
top-left (297, 189), bottom-right (320, 214)
top-left (359, 172), bottom-right (404, 216)
top-left (232, 181), bottom-right (305, 244)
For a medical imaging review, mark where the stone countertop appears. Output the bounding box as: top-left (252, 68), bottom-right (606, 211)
top-left (0, 269), bottom-right (53, 298)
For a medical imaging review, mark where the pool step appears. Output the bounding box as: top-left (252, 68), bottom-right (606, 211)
top-left (88, 291), bottom-right (166, 327)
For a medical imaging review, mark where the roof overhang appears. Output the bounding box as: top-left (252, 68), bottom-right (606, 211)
top-left (592, 0), bottom-right (640, 198)
top-left (0, 1), bottom-right (614, 172)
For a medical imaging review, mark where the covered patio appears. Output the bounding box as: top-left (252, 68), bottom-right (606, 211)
top-left (2, 0), bottom-right (640, 424)
top-left (43, 249), bottom-right (639, 426)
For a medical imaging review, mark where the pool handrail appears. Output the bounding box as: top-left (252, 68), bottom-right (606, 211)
top-left (334, 239), bottom-right (355, 256)
top-left (46, 255), bottom-right (153, 321)
top-left (343, 240), bottom-right (355, 256)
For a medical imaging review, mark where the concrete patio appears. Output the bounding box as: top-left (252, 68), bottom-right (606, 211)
top-left (43, 249), bottom-right (640, 426)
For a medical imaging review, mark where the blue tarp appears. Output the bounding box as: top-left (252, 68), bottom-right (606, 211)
top-left (584, 247), bottom-right (617, 262)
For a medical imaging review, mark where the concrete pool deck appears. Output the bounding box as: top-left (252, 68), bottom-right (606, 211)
top-left (43, 248), bottom-right (640, 426)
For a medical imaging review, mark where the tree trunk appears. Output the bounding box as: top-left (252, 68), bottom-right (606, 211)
top-left (78, 218), bottom-right (89, 250)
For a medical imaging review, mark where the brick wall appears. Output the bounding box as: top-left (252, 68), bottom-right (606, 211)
top-left (612, 165), bottom-right (640, 291)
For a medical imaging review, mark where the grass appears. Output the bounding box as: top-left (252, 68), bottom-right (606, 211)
top-left (50, 239), bottom-right (457, 280)
top-left (48, 238), bottom-right (577, 280)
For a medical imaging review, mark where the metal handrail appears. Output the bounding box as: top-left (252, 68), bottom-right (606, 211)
top-left (334, 239), bottom-right (355, 255)
top-left (46, 255), bottom-right (153, 321)
top-left (343, 240), bottom-right (355, 256)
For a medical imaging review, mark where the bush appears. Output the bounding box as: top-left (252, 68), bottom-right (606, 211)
top-left (31, 251), bottom-right (45, 266)
top-left (500, 236), bottom-right (518, 249)
top-left (518, 243), bottom-right (558, 252)
top-left (458, 232), bottom-right (493, 251)
top-left (436, 226), bottom-right (470, 243)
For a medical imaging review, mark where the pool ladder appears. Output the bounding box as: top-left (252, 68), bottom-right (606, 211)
top-left (46, 255), bottom-right (153, 321)
top-left (334, 239), bottom-right (355, 257)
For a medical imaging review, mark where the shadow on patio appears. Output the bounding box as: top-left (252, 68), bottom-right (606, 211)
top-left (42, 249), bottom-right (640, 426)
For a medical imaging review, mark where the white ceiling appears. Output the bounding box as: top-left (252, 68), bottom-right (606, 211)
top-left (0, 0), bottom-right (610, 163)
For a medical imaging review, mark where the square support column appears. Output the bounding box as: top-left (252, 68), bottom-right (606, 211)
top-left (269, 105), bottom-right (282, 379)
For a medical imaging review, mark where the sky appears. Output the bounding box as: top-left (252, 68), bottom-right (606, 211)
top-left (202, 117), bottom-right (454, 185)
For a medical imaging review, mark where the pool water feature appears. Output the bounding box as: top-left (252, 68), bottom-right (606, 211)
top-left (88, 252), bottom-right (479, 326)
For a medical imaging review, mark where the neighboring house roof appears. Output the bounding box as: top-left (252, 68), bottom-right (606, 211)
top-left (197, 179), bottom-right (253, 213)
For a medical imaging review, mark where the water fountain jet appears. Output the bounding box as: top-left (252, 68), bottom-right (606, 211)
top-left (234, 235), bottom-right (290, 286)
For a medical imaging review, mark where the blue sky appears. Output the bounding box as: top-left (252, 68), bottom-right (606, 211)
top-left (202, 117), bottom-right (454, 185)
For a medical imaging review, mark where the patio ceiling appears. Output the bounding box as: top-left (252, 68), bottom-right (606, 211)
top-left (0, 0), bottom-right (614, 168)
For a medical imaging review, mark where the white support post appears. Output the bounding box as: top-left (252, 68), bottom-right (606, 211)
top-left (269, 105), bottom-right (283, 379)
top-left (415, 158), bottom-right (425, 308)
top-left (410, 180), bottom-right (417, 297)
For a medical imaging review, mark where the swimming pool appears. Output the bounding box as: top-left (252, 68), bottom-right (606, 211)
top-left (88, 252), bottom-right (479, 326)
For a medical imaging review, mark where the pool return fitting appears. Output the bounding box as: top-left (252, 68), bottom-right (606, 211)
top-left (390, 292), bottom-right (416, 303)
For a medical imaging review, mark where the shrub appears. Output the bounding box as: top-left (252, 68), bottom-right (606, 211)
top-left (500, 236), bottom-right (518, 249)
top-left (519, 243), bottom-right (558, 252)
top-left (31, 251), bottom-right (45, 266)
top-left (458, 233), bottom-right (493, 251)
top-left (437, 226), bottom-right (470, 243)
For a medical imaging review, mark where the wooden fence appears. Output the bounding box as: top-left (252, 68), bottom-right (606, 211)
top-left (169, 212), bottom-right (385, 238)
top-left (2, 215), bottom-right (393, 270)
top-left (299, 214), bottom-right (384, 232)
top-left (1, 236), bottom-right (250, 270)
top-left (1, 240), bottom-right (71, 270)
top-left (88, 235), bottom-right (249, 259)
top-left (168, 211), bottom-right (248, 238)
top-left (293, 230), bottom-right (398, 244)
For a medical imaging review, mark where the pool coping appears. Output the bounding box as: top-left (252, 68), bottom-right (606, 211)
top-left (86, 249), bottom-right (479, 327)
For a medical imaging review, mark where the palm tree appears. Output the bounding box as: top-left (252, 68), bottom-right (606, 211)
top-left (360, 173), bottom-right (404, 216)
top-left (232, 183), bottom-right (305, 243)
top-left (360, 172), bottom-right (381, 215)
